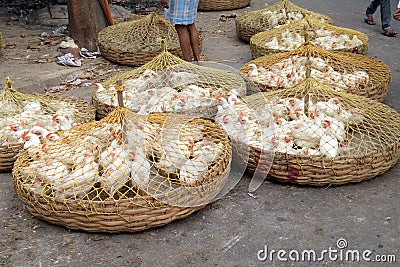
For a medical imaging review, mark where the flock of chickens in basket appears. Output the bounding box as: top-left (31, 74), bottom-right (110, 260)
top-left (262, 27), bottom-right (363, 52)
top-left (95, 69), bottom-right (222, 114)
top-left (215, 90), bottom-right (365, 158)
top-left (19, 117), bottom-right (226, 198)
top-left (245, 55), bottom-right (369, 91)
top-left (0, 99), bottom-right (78, 148)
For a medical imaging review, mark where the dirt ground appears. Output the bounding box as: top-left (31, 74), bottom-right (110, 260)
top-left (0, 0), bottom-right (399, 266)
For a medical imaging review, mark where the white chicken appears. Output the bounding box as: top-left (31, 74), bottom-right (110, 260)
top-left (130, 149), bottom-right (151, 188)
top-left (192, 138), bottom-right (224, 164)
top-left (179, 157), bottom-right (209, 186)
top-left (264, 37), bottom-right (279, 49)
top-left (8, 121), bottom-right (26, 143)
top-left (271, 135), bottom-right (295, 154)
top-left (22, 100), bottom-right (43, 114)
top-left (273, 115), bottom-right (292, 137)
top-left (322, 118), bottom-right (346, 142)
top-left (22, 131), bottom-right (41, 149)
top-left (247, 63), bottom-right (259, 77)
top-left (154, 136), bottom-right (192, 173)
top-left (39, 158), bottom-right (71, 185)
top-left (100, 152), bottom-right (131, 196)
top-left (55, 154), bottom-right (99, 198)
top-left (30, 125), bottom-right (50, 139)
top-left (167, 71), bottom-right (198, 88)
top-left (52, 114), bottom-right (72, 130)
top-left (98, 139), bottom-right (125, 169)
top-left (319, 134), bottom-right (339, 158)
top-left (292, 120), bottom-right (325, 148)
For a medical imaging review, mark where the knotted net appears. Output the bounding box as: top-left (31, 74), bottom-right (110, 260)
top-left (93, 42), bottom-right (247, 119)
top-left (250, 16), bottom-right (368, 58)
top-left (0, 78), bottom-right (95, 171)
top-left (198, 0), bottom-right (251, 11)
top-left (241, 42), bottom-right (391, 102)
top-left (97, 12), bottom-right (181, 66)
top-left (235, 0), bottom-right (334, 42)
top-left (215, 78), bottom-right (400, 186)
top-left (13, 106), bottom-right (232, 232)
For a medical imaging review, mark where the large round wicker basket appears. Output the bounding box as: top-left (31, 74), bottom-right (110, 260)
top-left (97, 12), bottom-right (182, 66)
top-left (93, 45), bottom-right (247, 119)
top-left (13, 109), bottom-right (232, 232)
top-left (235, 0), bottom-right (333, 42)
top-left (0, 79), bottom-right (96, 172)
top-left (225, 79), bottom-right (400, 186)
top-left (198, 0), bottom-right (251, 11)
top-left (241, 42), bottom-right (391, 102)
top-left (250, 16), bottom-right (368, 58)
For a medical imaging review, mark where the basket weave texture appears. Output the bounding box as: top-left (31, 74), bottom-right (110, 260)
top-left (0, 78), bottom-right (96, 172)
top-left (13, 108), bottom-right (232, 232)
top-left (236, 0), bottom-right (334, 42)
top-left (93, 45), bottom-right (247, 119)
top-left (97, 12), bottom-right (182, 66)
top-left (215, 78), bottom-right (400, 186)
top-left (198, 0), bottom-right (251, 11)
top-left (241, 42), bottom-right (391, 102)
top-left (250, 16), bottom-right (368, 58)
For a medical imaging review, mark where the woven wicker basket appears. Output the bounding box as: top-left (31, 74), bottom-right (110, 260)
top-left (93, 45), bottom-right (247, 119)
top-left (250, 17), bottom-right (368, 58)
top-left (97, 12), bottom-right (182, 66)
top-left (198, 0), bottom-right (251, 11)
top-left (223, 79), bottom-right (400, 186)
top-left (13, 109), bottom-right (232, 232)
top-left (236, 0), bottom-right (333, 42)
top-left (241, 42), bottom-right (391, 102)
top-left (0, 79), bottom-right (96, 172)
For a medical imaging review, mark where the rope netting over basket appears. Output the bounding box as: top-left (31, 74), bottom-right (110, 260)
top-left (97, 12), bottom-right (182, 66)
top-left (250, 16), bottom-right (369, 58)
top-left (235, 0), bottom-right (333, 42)
top-left (13, 107), bottom-right (232, 232)
top-left (215, 78), bottom-right (400, 186)
top-left (0, 78), bottom-right (96, 172)
top-left (93, 42), bottom-right (247, 119)
top-left (198, 0), bottom-right (251, 11)
top-left (241, 42), bottom-right (391, 102)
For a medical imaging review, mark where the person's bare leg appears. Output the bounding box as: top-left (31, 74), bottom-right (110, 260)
top-left (187, 23), bottom-right (200, 62)
top-left (175, 24), bottom-right (192, 62)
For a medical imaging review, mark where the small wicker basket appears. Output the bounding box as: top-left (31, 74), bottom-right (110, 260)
top-left (198, 0), bottom-right (251, 11)
top-left (97, 12), bottom-right (182, 66)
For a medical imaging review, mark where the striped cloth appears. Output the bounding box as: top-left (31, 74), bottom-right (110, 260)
top-left (164, 0), bottom-right (200, 25)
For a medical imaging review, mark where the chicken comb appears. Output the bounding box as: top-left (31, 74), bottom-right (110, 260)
top-left (21, 131), bottom-right (30, 140)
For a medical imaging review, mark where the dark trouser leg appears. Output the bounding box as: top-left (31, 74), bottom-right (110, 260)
top-left (380, 0), bottom-right (392, 29)
top-left (175, 24), bottom-right (192, 62)
top-left (366, 0), bottom-right (381, 15)
top-left (187, 23), bottom-right (200, 62)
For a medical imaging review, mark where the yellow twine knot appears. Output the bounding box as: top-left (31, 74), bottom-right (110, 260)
top-left (157, 37), bottom-right (168, 52)
top-left (5, 77), bottom-right (14, 91)
top-left (115, 79), bottom-right (124, 93)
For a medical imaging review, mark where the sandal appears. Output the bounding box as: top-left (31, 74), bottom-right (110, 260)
top-left (364, 15), bottom-right (376, 25)
top-left (382, 28), bottom-right (398, 37)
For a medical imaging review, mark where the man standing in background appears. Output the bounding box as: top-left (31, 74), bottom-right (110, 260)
top-left (161, 0), bottom-right (201, 62)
